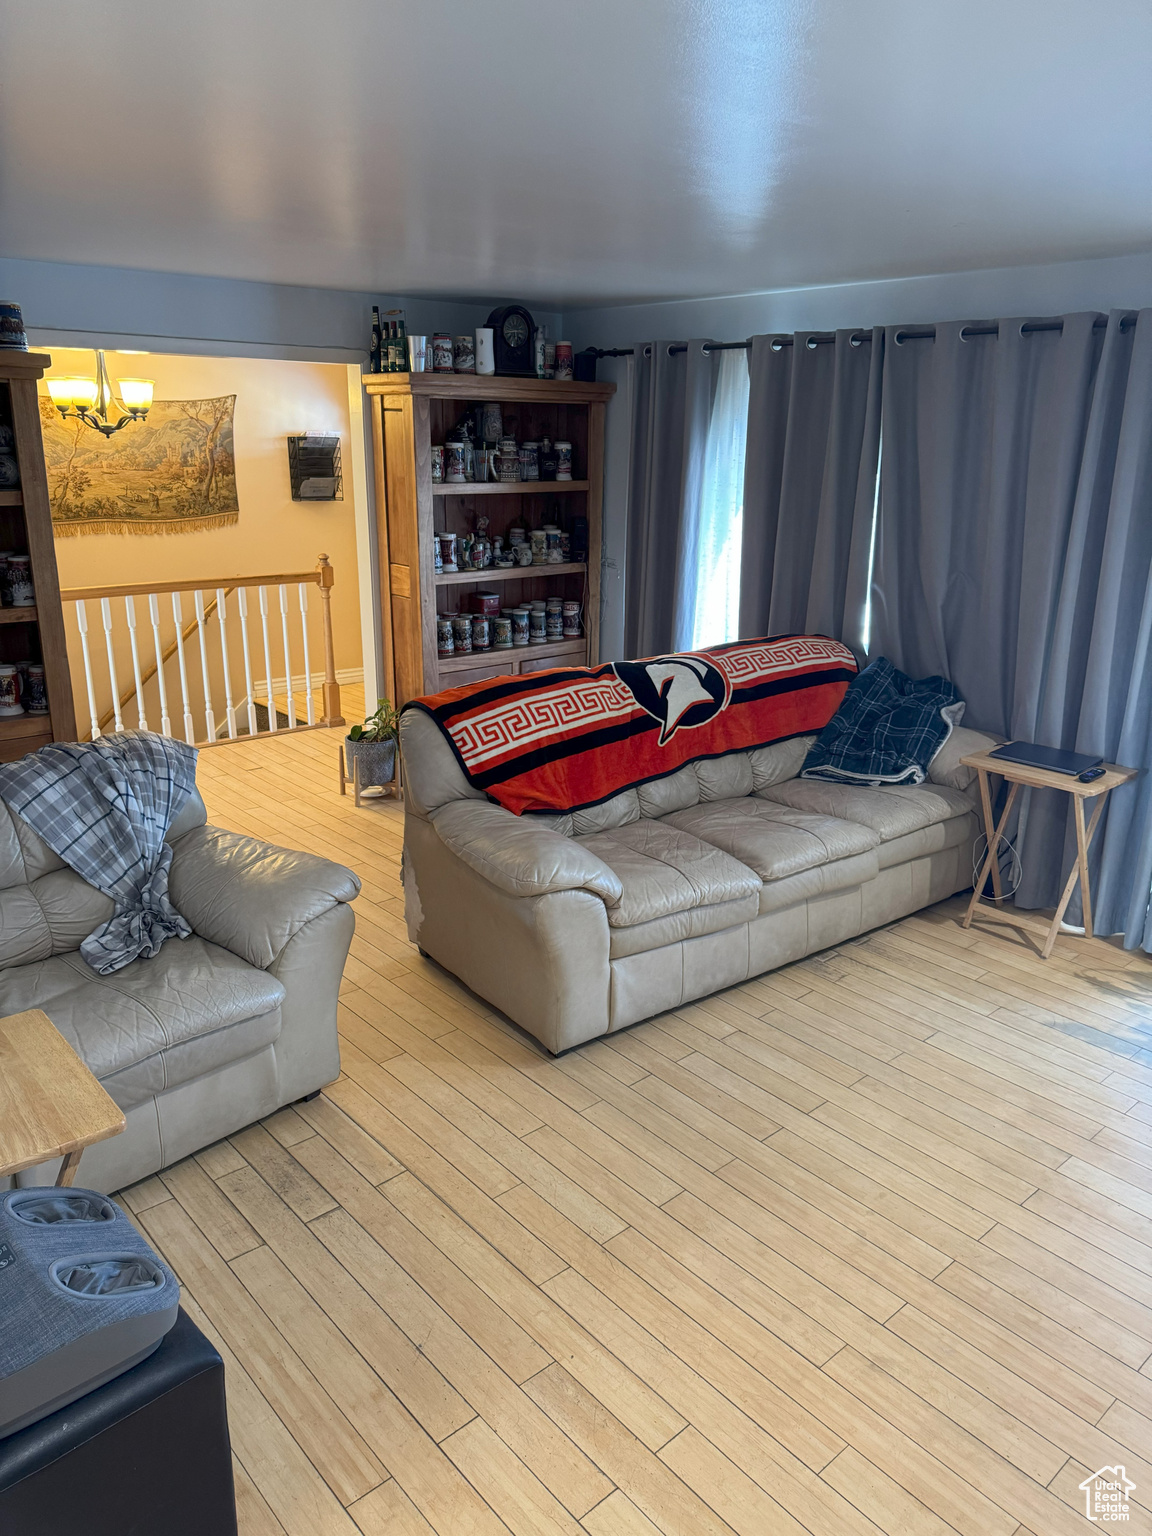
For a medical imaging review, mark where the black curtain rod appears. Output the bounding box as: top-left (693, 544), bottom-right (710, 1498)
top-left (590, 313), bottom-right (1135, 360)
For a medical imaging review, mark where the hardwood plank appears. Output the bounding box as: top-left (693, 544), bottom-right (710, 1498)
top-left (524, 1364), bottom-right (739, 1536)
top-left (220, 1164), bottom-right (474, 1442)
top-left (441, 1416), bottom-right (586, 1536)
top-left (160, 1155), bottom-right (261, 1260)
top-left (347, 1480), bottom-right (435, 1536)
top-left (178, 1293), bottom-right (360, 1536)
top-left (139, 1198), bottom-right (386, 1507)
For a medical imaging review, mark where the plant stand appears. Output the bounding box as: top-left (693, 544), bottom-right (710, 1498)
top-left (338, 743), bottom-right (403, 808)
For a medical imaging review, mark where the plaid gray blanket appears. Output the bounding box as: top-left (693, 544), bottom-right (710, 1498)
top-left (0, 730), bottom-right (198, 974)
top-left (801, 657), bottom-right (964, 785)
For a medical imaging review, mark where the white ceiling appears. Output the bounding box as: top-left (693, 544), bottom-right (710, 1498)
top-left (2, 0), bottom-right (1150, 308)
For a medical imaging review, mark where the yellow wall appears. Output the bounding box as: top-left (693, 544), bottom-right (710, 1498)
top-left (39, 350), bottom-right (363, 735)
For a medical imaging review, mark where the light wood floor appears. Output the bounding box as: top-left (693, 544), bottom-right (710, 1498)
top-left (120, 700), bottom-right (1152, 1536)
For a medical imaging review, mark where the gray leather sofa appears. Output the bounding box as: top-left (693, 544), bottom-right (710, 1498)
top-left (401, 710), bottom-right (996, 1054)
top-left (1, 788), bottom-right (359, 1193)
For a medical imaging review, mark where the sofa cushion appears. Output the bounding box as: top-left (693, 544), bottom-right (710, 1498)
top-left (571, 790), bottom-right (642, 835)
top-left (748, 735), bottom-right (816, 790)
top-left (0, 935), bottom-right (285, 1111)
top-left (662, 798), bottom-right (878, 883)
top-left (607, 892), bottom-right (762, 958)
top-left (575, 820), bottom-right (760, 929)
top-left (757, 778), bottom-right (975, 843)
top-left (636, 765), bottom-right (700, 820)
top-left (695, 754), bottom-right (755, 802)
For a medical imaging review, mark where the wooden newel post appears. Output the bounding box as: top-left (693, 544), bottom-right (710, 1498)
top-left (317, 554), bottom-right (344, 727)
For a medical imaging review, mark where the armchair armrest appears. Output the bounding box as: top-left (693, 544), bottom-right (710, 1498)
top-left (167, 825), bottom-right (361, 968)
top-left (431, 800), bottom-right (622, 906)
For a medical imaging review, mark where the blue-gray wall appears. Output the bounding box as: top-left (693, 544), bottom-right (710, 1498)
top-left (0, 255), bottom-right (562, 362)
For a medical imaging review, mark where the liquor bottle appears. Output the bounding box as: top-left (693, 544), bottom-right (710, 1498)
top-left (395, 313), bottom-right (408, 373)
top-left (370, 306), bottom-right (382, 373)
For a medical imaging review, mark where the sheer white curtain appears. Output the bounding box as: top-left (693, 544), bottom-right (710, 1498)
top-left (684, 348), bottom-right (750, 649)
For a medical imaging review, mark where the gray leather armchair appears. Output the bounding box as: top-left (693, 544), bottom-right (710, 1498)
top-left (0, 787), bottom-right (359, 1193)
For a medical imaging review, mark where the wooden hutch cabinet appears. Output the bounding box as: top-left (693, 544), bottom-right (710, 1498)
top-left (365, 374), bottom-right (615, 706)
top-left (0, 352), bottom-right (76, 756)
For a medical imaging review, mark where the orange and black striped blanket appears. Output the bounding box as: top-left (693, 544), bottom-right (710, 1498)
top-left (404, 634), bottom-right (858, 816)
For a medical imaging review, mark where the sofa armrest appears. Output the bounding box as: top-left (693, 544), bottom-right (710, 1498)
top-left (928, 726), bottom-right (1005, 791)
top-left (430, 800), bottom-right (623, 906)
top-left (167, 825), bottom-right (361, 968)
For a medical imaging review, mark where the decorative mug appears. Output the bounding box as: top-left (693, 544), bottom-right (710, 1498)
top-left (530, 529), bottom-right (547, 566)
top-left (451, 613), bottom-right (473, 653)
top-left (475, 328), bottom-right (495, 375)
top-left (0, 456), bottom-right (19, 489)
top-left (407, 335), bottom-right (428, 372)
top-left (437, 531), bottom-right (458, 572)
top-left (0, 302), bottom-right (27, 352)
top-left (445, 441), bottom-right (466, 483)
top-left (0, 663), bottom-right (21, 715)
top-left (563, 600), bottom-right (582, 637)
top-left (430, 444), bottom-right (445, 483)
top-left (453, 335), bottom-right (476, 373)
top-left (529, 608), bottom-right (548, 644)
top-left (24, 664), bottom-right (47, 715)
top-left (554, 441), bottom-right (573, 480)
top-left (437, 614), bottom-right (455, 656)
top-left (7, 555), bottom-right (34, 606)
top-left (432, 334), bottom-right (454, 372)
top-left (515, 544), bottom-right (534, 567)
top-left (493, 615), bottom-right (513, 649)
top-left (471, 614), bottom-right (491, 651)
top-left (553, 341), bottom-right (573, 380)
top-left (511, 608), bottom-right (530, 647)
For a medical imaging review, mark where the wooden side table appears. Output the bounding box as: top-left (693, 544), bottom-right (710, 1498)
top-left (0, 1008), bottom-right (125, 1186)
top-left (960, 750), bottom-right (1137, 959)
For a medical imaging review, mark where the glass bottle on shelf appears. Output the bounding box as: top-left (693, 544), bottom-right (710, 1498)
top-left (370, 307), bottom-right (382, 373)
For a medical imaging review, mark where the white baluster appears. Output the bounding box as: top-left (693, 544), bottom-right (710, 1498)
top-left (193, 590), bottom-right (217, 741)
top-left (258, 586), bottom-right (276, 732)
top-left (124, 595), bottom-right (148, 730)
top-left (171, 592), bottom-right (196, 745)
top-left (216, 588), bottom-right (237, 738)
top-left (74, 600), bottom-right (101, 740)
top-left (148, 593), bottom-right (172, 738)
top-left (278, 584), bottom-right (297, 729)
top-left (298, 583), bottom-right (315, 726)
top-left (237, 587), bottom-right (258, 736)
top-left (100, 598), bottom-right (124, 733)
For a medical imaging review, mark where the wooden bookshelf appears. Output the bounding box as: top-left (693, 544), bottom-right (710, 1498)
top-left (364, 375), bottom-right (615, 706)
top-left (0, 352), bottom-right (75, 756)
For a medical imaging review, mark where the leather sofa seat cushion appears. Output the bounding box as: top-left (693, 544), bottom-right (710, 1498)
top-left (575, 820), bottom-right (760, 929)
top-left (758, 779), bottom-right (975, 843)
top-left (0, 936), bottom-right (285, 1111)
top-left (571, 790), bottom-right (642, 835)
top-left (663, 798), bottom-right (878, 883)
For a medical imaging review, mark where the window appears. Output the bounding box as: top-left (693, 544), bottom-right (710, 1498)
top-left (688, 348), bottom-right (750, 649)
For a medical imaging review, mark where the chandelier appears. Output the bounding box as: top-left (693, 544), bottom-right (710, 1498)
top-left (47, 351), bottom-right (154, 437)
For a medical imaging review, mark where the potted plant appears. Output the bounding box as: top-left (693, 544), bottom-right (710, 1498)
top-left (344, 698), bottom-right (400, 790)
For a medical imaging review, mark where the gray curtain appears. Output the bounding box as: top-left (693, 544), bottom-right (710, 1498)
top-left (624, 339), bottom-right (720, 657)
top-left (871, 309), bottom-right (1152, 947)
top-left (739, 328), bottom-right (883, 645)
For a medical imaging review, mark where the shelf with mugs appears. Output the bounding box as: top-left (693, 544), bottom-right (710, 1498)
top-left (435, 561), bottom-right (586, 588)
top-left (432, 479), bottom-right (590, 497)
top-left (364, 371), bottom-right (613, 706)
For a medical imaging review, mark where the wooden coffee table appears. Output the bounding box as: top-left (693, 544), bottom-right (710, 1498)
top-left (960, 750), bottom-right (1136, 959)
top-left (0, 1008), bottom-right (125, 1186)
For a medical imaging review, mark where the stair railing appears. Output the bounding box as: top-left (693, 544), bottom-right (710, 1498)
top-left (60, 554), bottom-right (344, 745)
